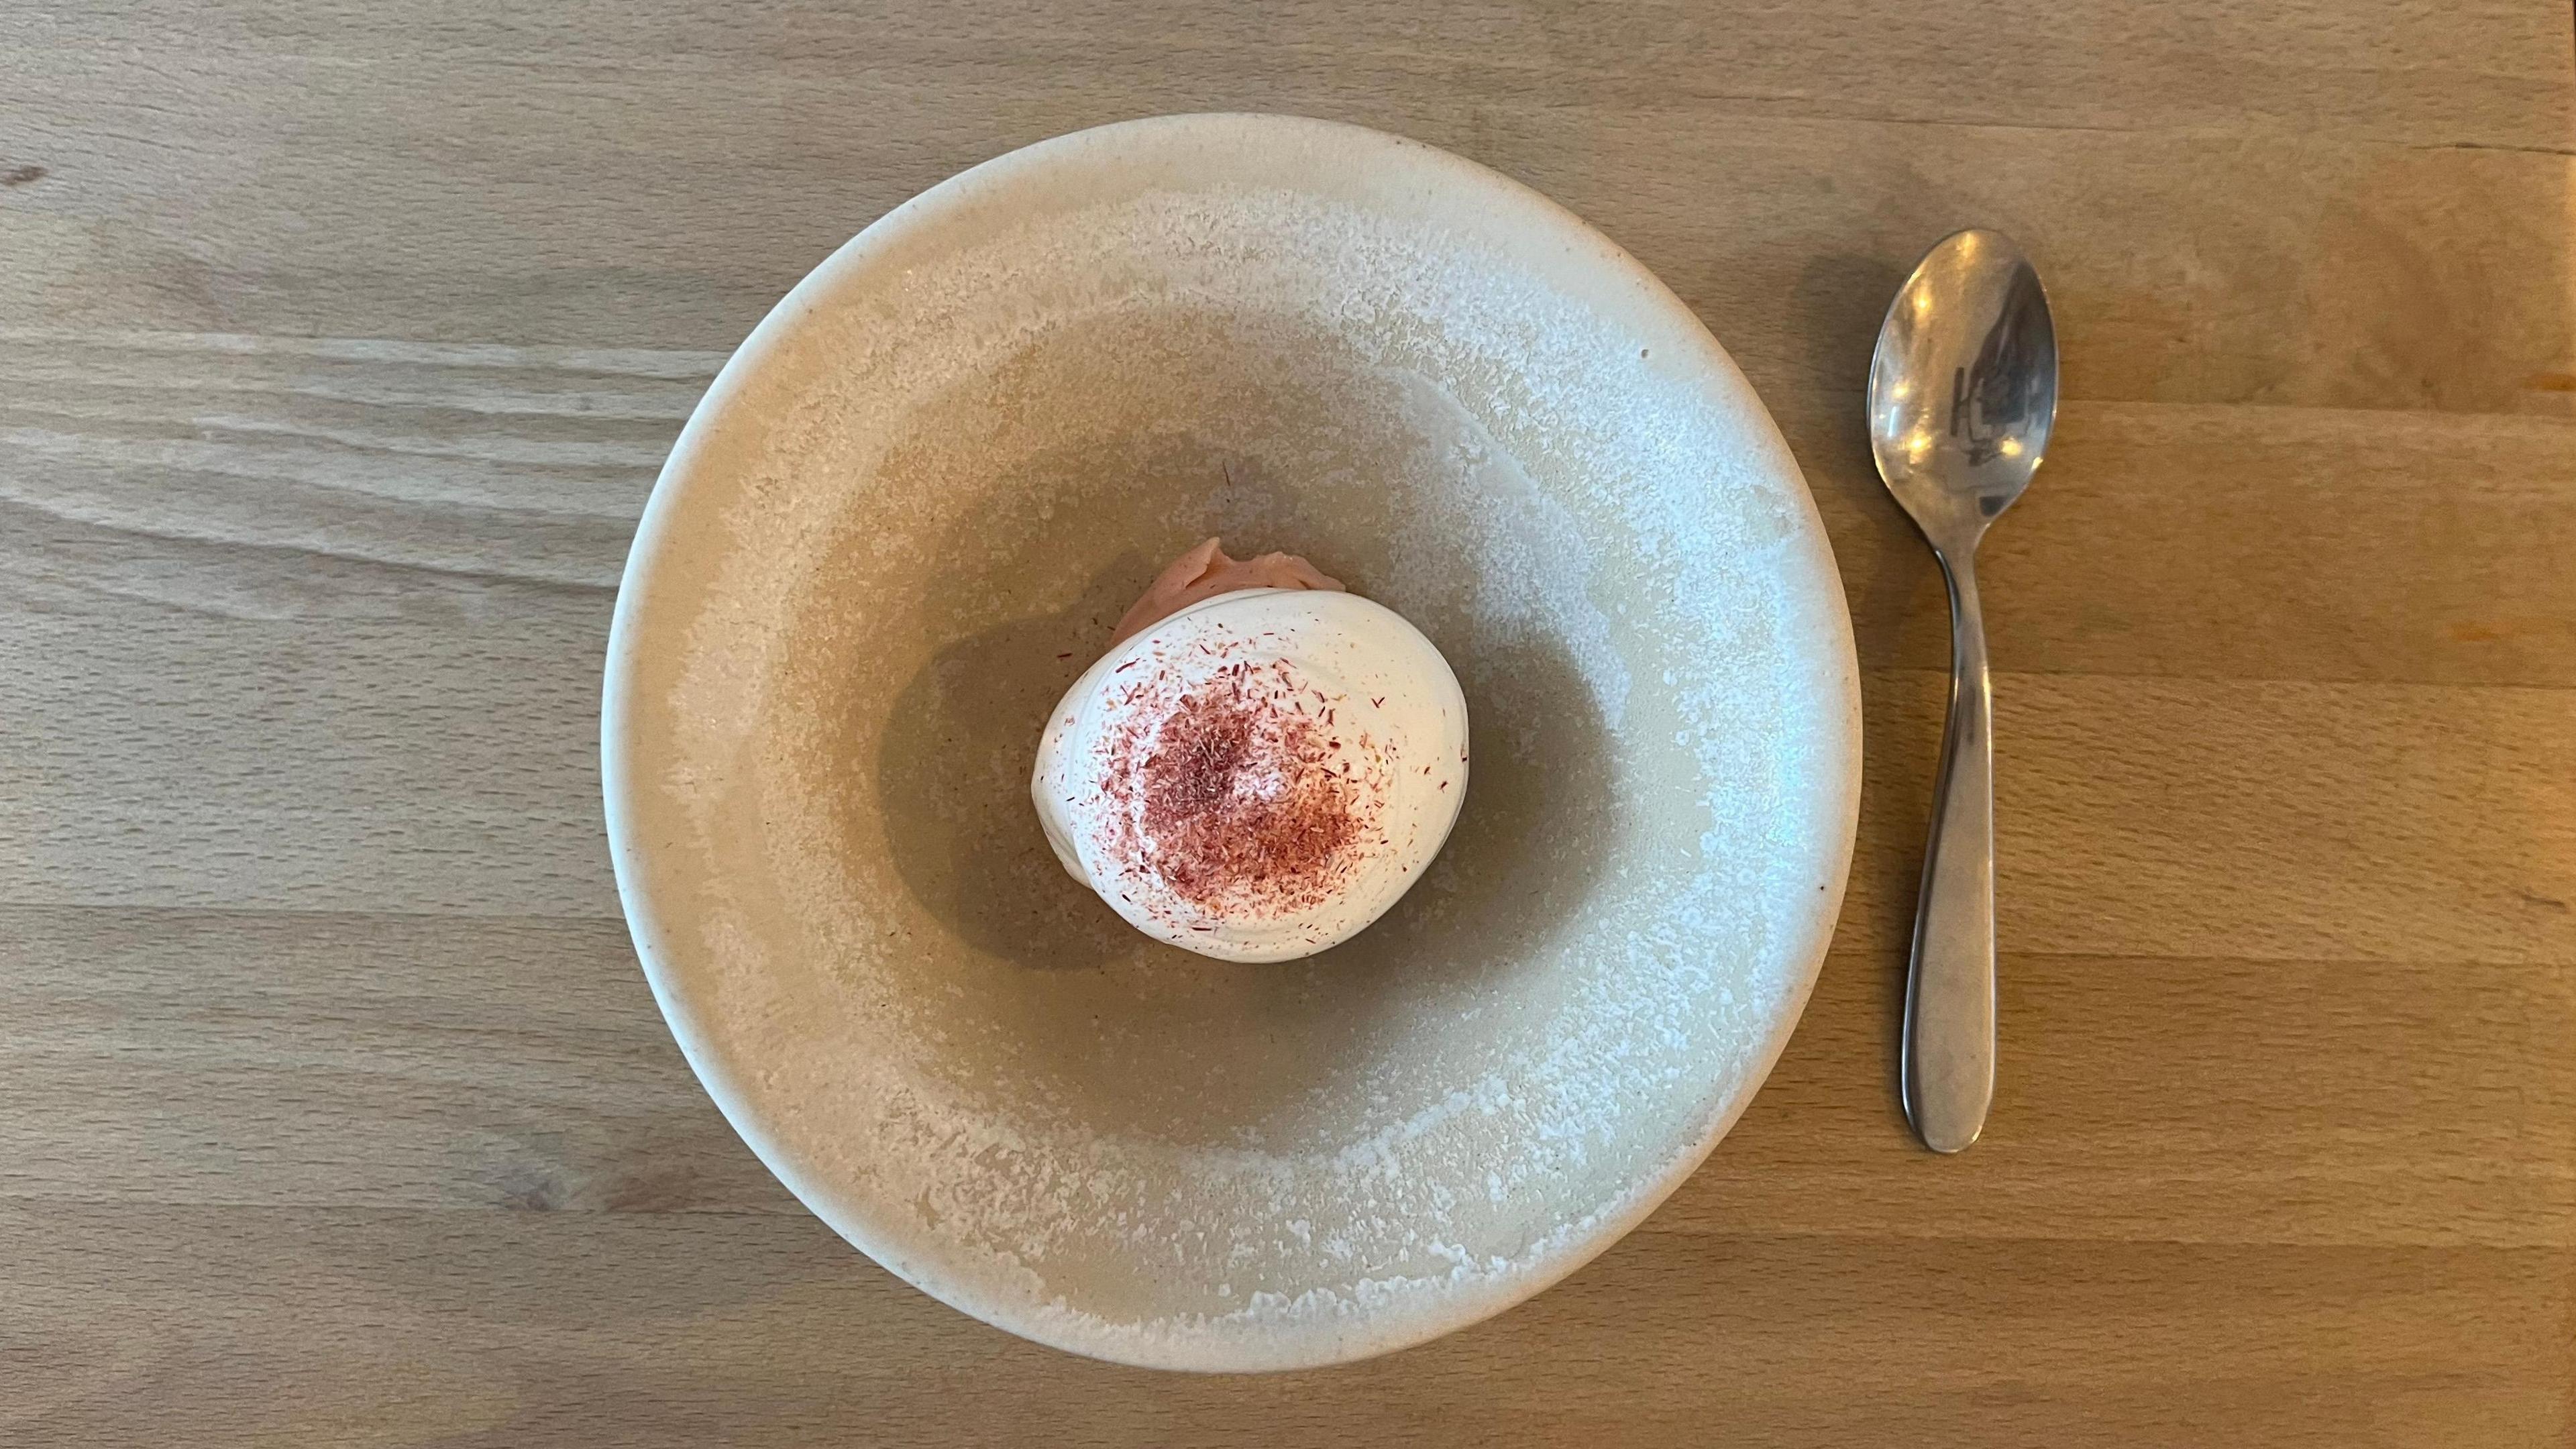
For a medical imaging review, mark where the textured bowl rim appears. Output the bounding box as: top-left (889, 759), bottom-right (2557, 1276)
top-left (602, 111), bottom-right (1862, 1372)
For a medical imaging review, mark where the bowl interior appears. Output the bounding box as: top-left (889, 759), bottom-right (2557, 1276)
top-left (606, 115), bottom-right (1859, 1370)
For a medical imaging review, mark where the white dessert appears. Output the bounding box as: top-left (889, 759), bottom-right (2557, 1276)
top-left (1034, 555), bottom-right (1469, 963)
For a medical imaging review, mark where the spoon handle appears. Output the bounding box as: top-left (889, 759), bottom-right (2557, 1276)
top-left (1902, 548), bottom-right (1996, 1153)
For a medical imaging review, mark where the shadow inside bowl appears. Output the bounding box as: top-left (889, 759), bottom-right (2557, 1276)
top-left (857, 406), bottom-right (1618, 1148)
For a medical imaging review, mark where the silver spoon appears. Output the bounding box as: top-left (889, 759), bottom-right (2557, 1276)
top-left (1866, 228), bottom-right (2057, 1153)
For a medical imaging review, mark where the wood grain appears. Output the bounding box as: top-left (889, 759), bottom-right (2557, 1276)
top-left (6, 1205), bottom-right (2567, 1447)
top-left (2, 0), bottom-right (2571, 1442)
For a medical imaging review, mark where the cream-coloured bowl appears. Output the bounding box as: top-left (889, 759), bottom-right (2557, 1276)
top-left (604, 113), bottom-right (1860, 1372)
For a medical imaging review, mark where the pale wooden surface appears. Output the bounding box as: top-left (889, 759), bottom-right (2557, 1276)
top-left (4, 0), bottom-right (2573, 1442)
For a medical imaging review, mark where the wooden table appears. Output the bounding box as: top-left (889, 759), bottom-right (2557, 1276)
top-left (6, 2), bottom-right (2572, 1443)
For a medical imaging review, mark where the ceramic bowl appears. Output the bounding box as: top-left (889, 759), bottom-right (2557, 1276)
top-left (604, 113), bottom-right (1859, 1371)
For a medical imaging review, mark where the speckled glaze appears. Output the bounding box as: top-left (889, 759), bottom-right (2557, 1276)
top-left (603, 114), bottom-right (1860, 1372)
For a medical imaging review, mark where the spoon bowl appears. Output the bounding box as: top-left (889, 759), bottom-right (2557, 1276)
top-left (1869, 229), bottom-right (2057, 551)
